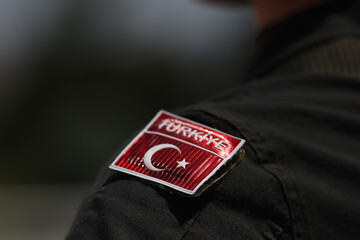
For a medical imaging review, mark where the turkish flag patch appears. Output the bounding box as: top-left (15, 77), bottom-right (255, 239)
top-left (109, 110), bottom-right (245, 196)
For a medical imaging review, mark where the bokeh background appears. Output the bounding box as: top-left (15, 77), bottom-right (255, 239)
top-left (0, 0), bottom-right (255, 239)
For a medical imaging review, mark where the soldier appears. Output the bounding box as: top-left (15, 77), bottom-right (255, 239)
top-left (67, 0), bottom-right (360, 239)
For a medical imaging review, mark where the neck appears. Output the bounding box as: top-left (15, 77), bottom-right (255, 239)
top-left (250, 0), bottom-right (332, 28)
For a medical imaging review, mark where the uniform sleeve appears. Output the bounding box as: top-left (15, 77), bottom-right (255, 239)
top-left (66, 110), bottom-right (292, 240)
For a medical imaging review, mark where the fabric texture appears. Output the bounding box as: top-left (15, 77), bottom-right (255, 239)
top-left (67, 0), bottom-right (360, 239)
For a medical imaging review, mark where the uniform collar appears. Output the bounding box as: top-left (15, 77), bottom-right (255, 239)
top-left (246, 0), bottom-right (360, 80)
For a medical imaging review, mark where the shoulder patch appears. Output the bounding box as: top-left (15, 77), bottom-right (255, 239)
top-left (109, 110), bottom-right (245, 196)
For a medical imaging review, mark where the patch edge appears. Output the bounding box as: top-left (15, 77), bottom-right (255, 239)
top-left (109, 109), bottom-right (246, 196)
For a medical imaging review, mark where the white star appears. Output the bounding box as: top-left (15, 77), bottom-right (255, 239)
top-left (176, 159), bottom-right (190, 169)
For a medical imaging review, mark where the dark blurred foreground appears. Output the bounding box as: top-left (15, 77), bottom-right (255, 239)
top-left (0, 184), bottom-right (88, 240)
top-left (0, 0), bottom-right (254, 238)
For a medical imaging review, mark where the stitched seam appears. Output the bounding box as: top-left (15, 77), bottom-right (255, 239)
top-left (193, 108), bottom-right (297, 240)
top-left (179, 209), bottom-right (204, 240)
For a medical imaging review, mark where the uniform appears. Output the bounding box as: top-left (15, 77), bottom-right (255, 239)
top-left (66, 0), bottom-right (360, 239)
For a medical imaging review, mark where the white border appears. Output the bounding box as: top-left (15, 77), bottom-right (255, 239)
top-left (109, 110), bottom-right (245, 195)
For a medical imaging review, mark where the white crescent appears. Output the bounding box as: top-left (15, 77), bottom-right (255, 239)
top-left (143, 144), bottom-right (181, 171)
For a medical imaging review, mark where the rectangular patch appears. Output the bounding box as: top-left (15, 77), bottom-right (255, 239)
top-left (109, 110), bottom-right (245, 195)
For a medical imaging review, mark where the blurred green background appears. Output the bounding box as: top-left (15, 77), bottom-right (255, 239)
top-left (0, 0), bottom-right (254, 239)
